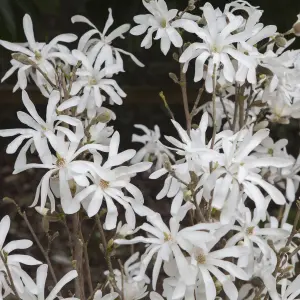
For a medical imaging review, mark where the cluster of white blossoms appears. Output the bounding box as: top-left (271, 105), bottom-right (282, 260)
top-left (0, 1), bottom-right (300, 300)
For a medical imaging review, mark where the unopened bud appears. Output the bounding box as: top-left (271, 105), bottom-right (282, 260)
top-left (12, 53), bottom-right (35, 66)
top-left (169, 72), bottom-right (179, 84)
top-left (279, 246), bottom-right (290, 254)
top-left (275, 35), bottom-right (287, 47)
top-left (293, 14), bottom-right (300, 36)
top-left (163, 154), bottom-right (172, 171)
top-left (188, 0), bottom-right (196, 11)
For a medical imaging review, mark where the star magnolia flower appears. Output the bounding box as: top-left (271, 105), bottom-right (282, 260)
top-left (164, 112), bottom-right (230, 174)
top-left (73, 131), bottom-right (152, 229)
top-left (19, 264), bottom-right (79, 300)
top-left (72, 9), bottom-right (144, 71)
top-left (276, 153), bottom-right (300, 202)
top-left (190, 245), bottom-right (249, 300)
top-left (0, 14), bottom-right (77, 93)
top-left (179, 3), bottom-right (254, 92)
top-left (204, 127), bottom-right (292, 221)
top-left (68, 50), bottom-right (126, 111)
top-left (115, 210), bottom-right (220, 290)
top-left (131, 124), bottom-right (175, 170)
top-left (0, 90), bottom-right (83, 169)
top-left (0, 215), bottom-right (42, 296)
top-left (13, 137), bottom-right (109, 214)
top-left (130, 0), bottom-right (199, 55)
top-left (226, 207), bottom-right (289, 274)
top-left (93, 291), bottom-right (119, 300)
top-left (279, 275), bottom-right (300, 300)
top-left (150, 292), bottom-right (164, 300)
top-left (106, 253), bottom-right (149, 300)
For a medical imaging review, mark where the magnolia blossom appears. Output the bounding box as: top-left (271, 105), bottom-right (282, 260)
top-left (93, 291), bottom-right (118, 300)
top-left (19, 264), bottom-right (79, 300)
top-left (14, 136), bottom-right (109, 214)
top-left (67, 50), bottom-right (126, 111)
top-left (0, 216), bottom-right (41, 296)
top-left (0, 90), bottom-right (83, 169)
top-left (73, 132), bottom-right (152, 229)
top-left (115, 210), bottom-right (220, 290)
top-left (179, 3), bottom-right (254, 92)
top-left (106, 253), bottom-right (149, 300)
top-left (0, 14), bottom-right (77, 93)
top-left (130, 0), bottom-right (199, 55)
top-left (189, 245), bottom-right (249, 300)
top-left (131, 124), bottom-right (174, 170)
top-left (226, 207), bottom-right (289, 274)
top-left (72, 9), bottom-right (144, 71)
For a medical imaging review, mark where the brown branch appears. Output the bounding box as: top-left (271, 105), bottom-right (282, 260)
top-left (95, 215), bottom-right (123, 299)
top-left (0, 252), bottom-right (21, 300)
top-left (71, 213), bottom-right (85, 300)
top-left (79, 228), bottom-right (93, 296)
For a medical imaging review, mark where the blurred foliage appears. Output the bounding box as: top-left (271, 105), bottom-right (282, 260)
top-left (0, 0), bottom-right (60, 40)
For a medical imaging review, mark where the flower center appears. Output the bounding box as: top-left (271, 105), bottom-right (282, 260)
top-left (163, 232), bottom-right (172, 242)
top-left (34, 51), bottom-right (42, 61)
top-left (99, 179), bottom-right (109, 189)
top-left (246, 226), bottom-right (255, 235)
top-left (268, 148), bottom-right (274, 156)
top-left (197, 253), bottom-right (206, 264)
top-left (88, 77), bottom-right (97, 86)
top-left (56, 157), bottom-right (66, 168)
top-left (160, 19), bottom-right (167, 28)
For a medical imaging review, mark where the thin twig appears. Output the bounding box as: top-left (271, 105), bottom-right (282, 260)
top-left (219, 95), bottom-right (233, 130)
top-left (21, 211), bottom-right (59, 285)
top-left (0, 252), bottom-right (21, 300)
top-left (118, 259), bottom-right (125, 300)
top-left (95, 215), bottom-right (123, 299)
top-left (71, 213), bottom-right (85, 300)
top-left (79, 228), bottom-right (93, 296)
top-left (179, 49), bottom-right (191, 135)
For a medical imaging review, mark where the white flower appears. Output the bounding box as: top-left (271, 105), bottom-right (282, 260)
top-left (14, 137), bottom-right (109, 214)
top-left (179, 3), bottom-right (254, 92)
top-left (115, 210), bottom-right (220, 290)
top-left (276, 153), bottom-right (300, 202)
top-left (0, 14), bottom-right (77, 93)
top-left (279, 275), bottom-right (300, 300)
top-left (107, 253), bottom-right (149, 300)
top-left (149, 292), bottom-right (164, 300)
top-left (190, 245), bottom-right (249, 300)
top-left (72, 9), bottom-right (144, 70)
top-left (130, 0), bottom-right (199, 55)
top-left (131, 124), bottom-right (175, 170)
top-left (205, 127), bottom-right (292, 222)
top-left (0, 90), bottom-right (83, 169)
top-left (67, 50), bottom-right (126, 111)
top-left (73, 132), bottom-right (152, 229)
top-left (0, 215), bottom-right (42, 296)
top-left (20, 264), bottom-right (79, 300)
top-left (226, 206), bottom-right (288, 274)
top-left (93, 290), bottom-right (119, 300)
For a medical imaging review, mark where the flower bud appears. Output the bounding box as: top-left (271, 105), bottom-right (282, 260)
top-left (293, 14), bottom-right (300, 36)
top-left (275, 35), bottom-right (287, 47)
top-left (12, 53), bottom-right (35, 65)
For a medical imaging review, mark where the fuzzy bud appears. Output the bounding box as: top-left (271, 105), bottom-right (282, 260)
top-left (293, 15), bottom-right (300, 36)
top-left (275, 35), bottom-right (287, 47)
top-left (12, 53), bottom-right (35, 65)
